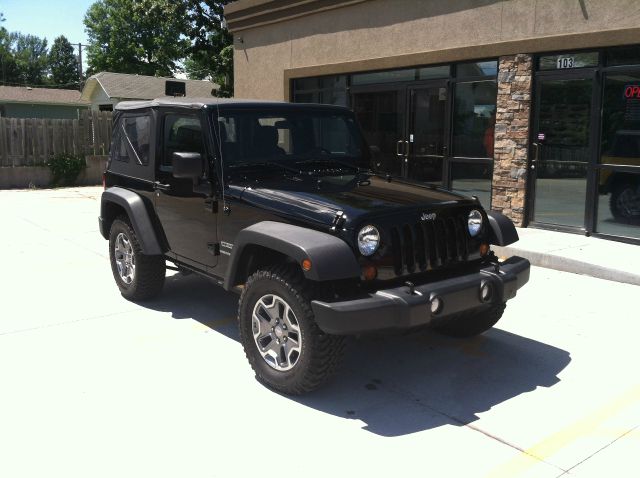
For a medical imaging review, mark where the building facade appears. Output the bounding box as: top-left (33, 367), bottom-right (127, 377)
top-left (225, 0), bottom-right (640, 243)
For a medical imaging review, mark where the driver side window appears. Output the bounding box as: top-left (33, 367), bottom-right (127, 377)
top-left (161, 115), bottom-right (205, 171)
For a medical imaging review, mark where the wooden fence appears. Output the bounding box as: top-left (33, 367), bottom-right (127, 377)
top-left (0, 110), bottom-right (113, 167)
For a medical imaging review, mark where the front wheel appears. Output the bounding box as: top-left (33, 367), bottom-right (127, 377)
top-left (108, 217), bottom-right (166, 301)
top-left (610, 181), bottom-right (640, 220)
top-left (238, 265), bottom-right (346, 394)
top-left (430, 303), bottom-right (506, 338)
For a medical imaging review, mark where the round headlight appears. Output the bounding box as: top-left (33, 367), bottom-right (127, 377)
top-left (357, 225), bottom-right (380, 256)
top-left (468, 209), bottom-right (483, 237)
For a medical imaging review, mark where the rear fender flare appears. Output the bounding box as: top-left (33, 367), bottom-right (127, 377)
top-left (101, 187), bottom-right (163, 255)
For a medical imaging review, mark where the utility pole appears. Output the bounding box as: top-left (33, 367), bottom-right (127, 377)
top-left (77, 43), bottom-right (83, 83)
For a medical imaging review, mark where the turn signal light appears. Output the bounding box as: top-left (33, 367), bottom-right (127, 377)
top-left (301, 259), bottom-right (312, 272)
top-left (362, 265), bottom-right (378, 281)
top-left (480, 243), bottom-right (490, 256)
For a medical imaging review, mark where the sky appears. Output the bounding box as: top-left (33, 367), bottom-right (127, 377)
top-left (2, 0), bottom-right (94, 66)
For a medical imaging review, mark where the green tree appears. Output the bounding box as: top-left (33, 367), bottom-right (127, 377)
top-left (49, 35), bottom-right (79, 86)
top-left (0, 16), bottom-right (20, 85)
top-left (84, 0), bottom-right (190, 77)
top-left (184, 1), bottom-right (233, 97)
top-left (12, 33), bottom-right (49, 85)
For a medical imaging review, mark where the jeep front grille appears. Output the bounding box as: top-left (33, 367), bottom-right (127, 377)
top-left (389, 215), bottom-right (470, 275)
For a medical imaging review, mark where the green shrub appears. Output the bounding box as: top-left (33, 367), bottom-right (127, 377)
top-left (47, 153), bottom-right (86, 186)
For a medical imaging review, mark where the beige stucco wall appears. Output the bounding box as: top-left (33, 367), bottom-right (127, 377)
top-left (233, 0), bottom-right (640, 100)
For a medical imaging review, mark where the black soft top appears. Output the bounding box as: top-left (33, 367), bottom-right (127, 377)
top-left (115, 97), bottom-right (351, 113)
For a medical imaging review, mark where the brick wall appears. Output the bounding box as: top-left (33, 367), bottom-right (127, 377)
top-left (491, 54), bottom-right (533, 226)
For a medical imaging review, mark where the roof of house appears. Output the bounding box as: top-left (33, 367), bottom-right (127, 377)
top-left (0, 86), bottom-right (89, 106)
top-left (81, 72), bottom-right (218, 102)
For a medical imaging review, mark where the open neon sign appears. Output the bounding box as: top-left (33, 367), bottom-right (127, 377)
top-left (624, 85), bottom-right (640, 99)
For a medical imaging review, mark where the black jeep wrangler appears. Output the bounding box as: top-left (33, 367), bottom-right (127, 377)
top-left (99, 97), bottom-right (530, 394)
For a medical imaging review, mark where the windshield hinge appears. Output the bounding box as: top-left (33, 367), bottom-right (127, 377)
top-left (330, 211), bottom-right (347, 231)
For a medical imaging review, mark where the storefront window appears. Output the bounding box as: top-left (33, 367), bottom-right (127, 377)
top-left (457, 60), bottom-right (497, 77)
top-left (600, 73), bottom-right (640, 166)
top-left (452, 81), bottom-right (497, 158)
top-left (351, 68), bottom-right (416, 85)
top-left (606, 46), bottom-right (640, 67)
top-left (417, 65), bottom-right (450, 80)
top-left (538, 52), bottom-right (598, 71)
top-left (597, 71), bottom-right (640, 240)
top-left (292, 75), bottom-right (348, 106)
top-left (451, 161), bottom-right (492, 208)
top-left (596, 170), bottom-right (640, 239)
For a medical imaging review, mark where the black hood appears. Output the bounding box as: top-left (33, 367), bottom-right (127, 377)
top-left (237, 175), bottom-right (479, 229)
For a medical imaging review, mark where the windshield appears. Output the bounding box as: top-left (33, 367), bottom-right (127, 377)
top-left (213, 108), bottom-right (370, 173)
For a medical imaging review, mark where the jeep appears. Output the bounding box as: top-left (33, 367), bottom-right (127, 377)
top-left (99, 97), bottom-right (530, 394)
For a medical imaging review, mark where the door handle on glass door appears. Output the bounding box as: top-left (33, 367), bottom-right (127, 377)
top-left (396, 140), bottom-right (405, 157)
top-left (531, 142), bottom-right (540, 170)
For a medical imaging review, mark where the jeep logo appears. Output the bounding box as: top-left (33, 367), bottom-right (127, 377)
top-left (420, 212), bottom-right (437, 221)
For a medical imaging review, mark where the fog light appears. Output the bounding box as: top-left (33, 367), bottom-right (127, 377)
top-left (362, 265), bottom-right (378, 281)
top-left (480, 281), bottom-right (493, 303)
top-left (430, 296), bottom-right (443, 315)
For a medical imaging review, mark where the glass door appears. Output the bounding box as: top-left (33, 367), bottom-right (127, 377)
top-left (351, 88), bottom-right (406, 177)
top-left (406, 84), bottom-right (449, 184)
top-left (530, 74), bottom-right (595, 228)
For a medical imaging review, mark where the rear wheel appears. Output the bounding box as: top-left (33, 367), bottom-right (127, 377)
top-left (108, 217), bottom-right (166, 301)
top-left (238, 265), bottom-right (346, 394)
top-left (430, 303), bottom-right (506, 338)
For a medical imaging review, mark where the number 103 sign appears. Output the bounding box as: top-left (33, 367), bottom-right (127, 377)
top-left (556, 57), bottom-right (576, 69)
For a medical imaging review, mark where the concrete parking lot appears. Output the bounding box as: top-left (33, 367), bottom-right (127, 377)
top-left (1, 186), bottom-right (639, 478)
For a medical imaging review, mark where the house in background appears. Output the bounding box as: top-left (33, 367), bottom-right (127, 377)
top-left (81, 72), bottom-right (218, 111)
top-left (0, 86), bottom-right (89, 119)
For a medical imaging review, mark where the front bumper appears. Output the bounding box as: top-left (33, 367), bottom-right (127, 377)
top-left (311, 256), bottom-right (530, 335)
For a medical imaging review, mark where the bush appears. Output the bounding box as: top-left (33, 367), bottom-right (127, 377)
top-left (47, 153), bottom-right (86, 186)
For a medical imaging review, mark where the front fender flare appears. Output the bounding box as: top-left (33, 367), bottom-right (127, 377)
top-left (224, 221), bottom-right (361, 289)
top-left (486, 211), bottom-right (519, 247)
top-left (100, 187), bottom-right (163, 255)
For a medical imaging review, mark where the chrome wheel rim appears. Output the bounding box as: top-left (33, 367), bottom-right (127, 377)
top-left (252, 294), bottom-right (302, 371)
top-left (114, 232), bottom-right (135, 284)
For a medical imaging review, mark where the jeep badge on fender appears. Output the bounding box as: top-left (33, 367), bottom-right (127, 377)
top-left (98, 94), bottom-right (530, 395)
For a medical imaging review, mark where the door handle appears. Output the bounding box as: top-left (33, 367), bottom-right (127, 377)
top-left (154, 181), bottom-right (170, 191)
top-left (204, 197), bottom-right (218, 213)
top-left (396, 140), bottom-right (405, 157)
top-left (531, 142), bottom-right (540, 170)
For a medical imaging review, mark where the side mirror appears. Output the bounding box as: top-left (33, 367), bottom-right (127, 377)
top-left (172, 152), bottom-right (202, 179)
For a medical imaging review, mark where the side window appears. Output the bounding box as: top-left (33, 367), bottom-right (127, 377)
top-left (116, 115), bottom-right (151, 165)
top-left (162, 115), bottom-right (205, 170)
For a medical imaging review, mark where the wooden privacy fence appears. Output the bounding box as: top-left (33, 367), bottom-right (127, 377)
top-left (0, 110), bottom-right (113, 167)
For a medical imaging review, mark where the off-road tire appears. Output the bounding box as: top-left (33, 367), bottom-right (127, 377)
top-left (108, 216), bottom-right (165, 301)
top-left (238, 265), bottom-right (346, 394)
top-left (610, 181), bottom-right (640, 220)
top-left (430, 303), bottom-right (506, 338)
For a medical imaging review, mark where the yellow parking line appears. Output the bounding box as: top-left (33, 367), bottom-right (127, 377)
top-left (486, 385), bottom-right (640, 478)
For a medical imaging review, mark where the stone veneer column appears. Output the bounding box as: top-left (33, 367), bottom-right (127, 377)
top-left (491, 54), bottom-right (533, 227)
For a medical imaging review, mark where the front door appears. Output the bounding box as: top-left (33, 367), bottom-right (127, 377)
top-left (352, 83), bottom-right (448, 184)
top-left (351, 88), bottom-right (405, 177)
top-left (406, 84), bottom-right (449, 184)
top-left (530, 74), bottom-right (596, 229)
top-left (155, 112), bottom-right (218, 270)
